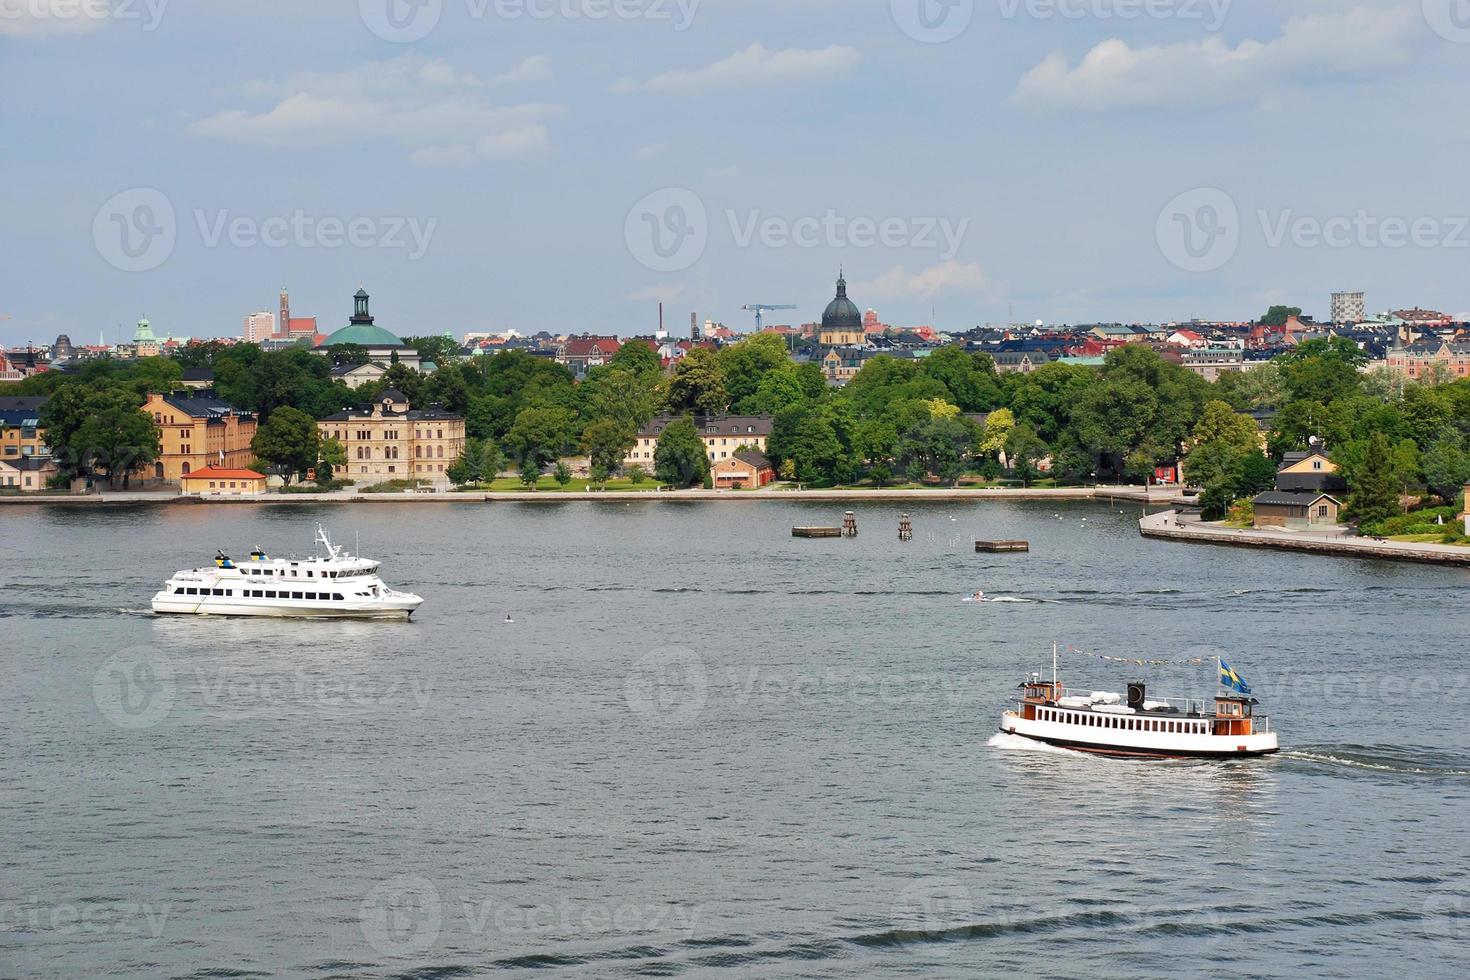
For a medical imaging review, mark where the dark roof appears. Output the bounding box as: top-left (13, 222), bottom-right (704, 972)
top-left (0, 396), bottom-right (48, 412)
top-left (733, 450), bottom-right (771, 468)
top-left (821, 274), bottom-right (862, 332)
top-left (638, 414), bottom-right (774, 438)
top-left (1276, 472), bottom-right (1347, 493)
top-left (1279, 449), bottom-right (1332, 468)
top-left (163, 395), bottom-right (252, 419)
top-left (0, 455), bottom-right (56, 471)
top-left (318, 402), bottom-right (462, 422)
top-left (1252, 490), bottom-right (1340, 507)
top-left (378, 388), bottom-right (408, 401)
top-left (180, 367), bottom-right (214, 381)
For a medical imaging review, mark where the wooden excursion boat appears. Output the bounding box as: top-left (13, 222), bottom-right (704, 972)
top-left (998, 644), bottom-right (1279, 759)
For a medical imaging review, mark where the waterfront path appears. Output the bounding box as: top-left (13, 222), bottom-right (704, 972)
top-left (1139, 509), bottom-right (1470, 567)
top-left (1, 484), bottom-right (1187, 506)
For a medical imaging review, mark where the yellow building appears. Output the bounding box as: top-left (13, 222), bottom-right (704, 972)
top-left (179, 465), bottom-right (268, 496)
top-left (142, 393), bottom-right (259, 483)
top-left (318, 389), bottom-right (466, 485)
top-left (624, 415), bottom-right (773, 470)
top-left (0, 396), bottom-right (49, 462)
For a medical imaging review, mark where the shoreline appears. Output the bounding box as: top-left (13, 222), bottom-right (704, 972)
top-left (0, 485), bottom-right (1181, 506)
top-left (1139, 509), bottom-right (1470, 567)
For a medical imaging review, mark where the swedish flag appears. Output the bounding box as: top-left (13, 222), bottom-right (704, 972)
top-left (1218, 658), bottom-right (1251, 696)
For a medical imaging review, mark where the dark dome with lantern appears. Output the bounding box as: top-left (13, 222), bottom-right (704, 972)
top-left (821, 272), bottom-right (862, 333)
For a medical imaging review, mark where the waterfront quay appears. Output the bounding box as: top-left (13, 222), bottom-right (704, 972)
top-left (1139, 509), bottom-right (1470, 567)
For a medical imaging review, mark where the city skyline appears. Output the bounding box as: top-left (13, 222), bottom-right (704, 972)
top-left (7, 1), bottom-right (1470, 346)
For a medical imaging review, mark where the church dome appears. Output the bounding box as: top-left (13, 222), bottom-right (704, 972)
top-left (821, 273), bottom-right (862, 333)
top-left (317, 286), bottom-right (405, 348)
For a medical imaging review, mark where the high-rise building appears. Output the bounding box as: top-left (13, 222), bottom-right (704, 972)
top-left (243, 311), bottom-right (275, 342)
top-left (1331, 291), bottom-right (1365, 325)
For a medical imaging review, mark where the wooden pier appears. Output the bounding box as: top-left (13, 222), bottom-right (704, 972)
top-left (976, 539), bottom-right (1029, 552)
top-left (793, 526), bottom-right (843, 538)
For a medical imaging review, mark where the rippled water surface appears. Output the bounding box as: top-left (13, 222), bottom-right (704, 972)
top-left (3, 500), bottom-right (1468, 977)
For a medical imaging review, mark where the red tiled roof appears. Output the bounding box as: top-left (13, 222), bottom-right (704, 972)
top-left (181, 466), bottom-right (266, 481)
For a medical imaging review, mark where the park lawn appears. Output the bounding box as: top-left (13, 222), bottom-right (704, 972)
top-left (1387, 533), bottom-right (1470, 546)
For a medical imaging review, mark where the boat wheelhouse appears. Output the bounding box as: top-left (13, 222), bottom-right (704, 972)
top-left (998, 646), bottom-right (1278, 759)
top-left (150, 526), bottom-right (422, 620)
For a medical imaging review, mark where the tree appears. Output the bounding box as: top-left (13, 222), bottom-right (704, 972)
top-left (1422, 436), bottom-right (1470, 504)
top-left (979, 408), bottom-right (1015, 457)
top-left (919, 345), bottom-right (1003, 412)
top-left (1190, 400), bottom-right (1261, 456)
top-left (769, 405), bottom-right (844, 483)
top-left (40, 384), bottom-right (160, 488)
top-left (554, 461), bottom-right (572, 487)
top-left (653, 416), bottom-right (710, 487)
top-left (610, 339), bottom-right (661, 377)
top-left (666, 348), bottom-right (727, 416)
top-left (718, 333), bottom-right (790, 410)
top-left (519, 459), bottom-right (541, 488)
top-left (581, 418), bottom-right (633, 478)
top-left (317, 436), bottom-right (347, 484)
top-left (627, 464), bottom-right (648, 485)
top-left (897, 416), bottom-right (973, 485)
top-left (505, 405), bottom-right (575, 469)
top-left (447, 438), bottom-right (505, 487)
top-left (250, 406), bottom-right (320, 484)
top-left (1004, 423), bottom-right (1048, 487)
top-left (404, 335), bottom-right (460, 367)
top-left (1344, 432), bottom-right (1401, 527)
top-left (1261, 305), bottom-right (1302, 327)
top-left (328, 343), bottom-right (372, 367)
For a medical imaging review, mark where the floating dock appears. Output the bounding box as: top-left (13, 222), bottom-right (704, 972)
top-left (976, 540), bottom-right (1029, 552)
top-left (793, 526), bottom-right (843, 538)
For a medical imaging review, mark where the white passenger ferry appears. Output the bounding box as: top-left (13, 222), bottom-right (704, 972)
top-left (151, 526), bottom-right (423, 620)
top-left (998, 645), bottom-right (1278, 759)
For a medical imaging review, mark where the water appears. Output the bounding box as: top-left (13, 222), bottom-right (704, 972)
top-left (2, 500), bottom-right (1468, 977)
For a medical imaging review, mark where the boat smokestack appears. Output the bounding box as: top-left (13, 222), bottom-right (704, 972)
top-left (1127, 681), bottom-right (1146, 710)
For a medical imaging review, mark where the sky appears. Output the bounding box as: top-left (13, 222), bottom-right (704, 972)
top-left (4, 0), bottom-right (1470, 348)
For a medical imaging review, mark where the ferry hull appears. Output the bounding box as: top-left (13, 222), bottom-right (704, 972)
top-left (1002, 727), bottom-right (1279, 759)
top-left (1000, 712), bottom-right (1279, 759)
top-left (150, 596), bottom-right (419, 620)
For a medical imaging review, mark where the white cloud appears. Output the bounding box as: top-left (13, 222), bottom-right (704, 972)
top-left (192, 53), bottom-right (562, 165)
top-left (1015, 6), bottom-right (1417, 112)
top-left (614, 43), bottom-right (860, 95)
top-left (856, 261), bottom-right (992, 300)
top-left (0, 0), bottom-right (110, 37)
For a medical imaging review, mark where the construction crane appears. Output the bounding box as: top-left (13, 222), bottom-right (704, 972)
top-left (740, 303), bottom-right (796, 331)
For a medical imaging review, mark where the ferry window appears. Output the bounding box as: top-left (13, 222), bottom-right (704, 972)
top-left (292, 591), bottom-right (303, 599)
top-left (266, 590), bottom-right (277, 598)
top-left (332, 593), bottom-right (344, 600)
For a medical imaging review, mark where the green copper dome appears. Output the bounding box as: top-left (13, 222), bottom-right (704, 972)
top-left (317, 286), bottom-right (404, 347)
top-left (318, 322), bottom-right (405, 347)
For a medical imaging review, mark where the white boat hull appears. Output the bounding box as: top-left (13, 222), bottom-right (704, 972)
top-left (151, 594), bottom-right (420, 620)
top-left (1000, 710), bottom-right (1279, 758)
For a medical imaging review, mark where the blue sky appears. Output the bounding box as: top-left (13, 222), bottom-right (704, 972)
top-left (4, 0), bottom-right (1470, 348)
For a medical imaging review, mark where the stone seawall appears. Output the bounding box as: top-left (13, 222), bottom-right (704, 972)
top-left (1139, 510), bottom-right (1470, 567)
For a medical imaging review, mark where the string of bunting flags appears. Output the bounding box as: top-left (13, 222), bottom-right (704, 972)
top-left (1062, 644), bottom-right (1213, 668)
